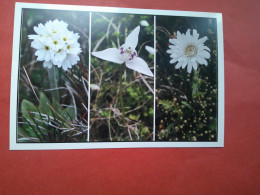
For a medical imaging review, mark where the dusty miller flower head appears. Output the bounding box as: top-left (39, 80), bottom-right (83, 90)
top-left (167, 29), bottom-right (210, 73)
top-left (28, 19), bottom-right (81, 71)
top-left (92, 26), bottom-right (153, 77)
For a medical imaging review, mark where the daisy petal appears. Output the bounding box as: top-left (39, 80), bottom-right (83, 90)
top-left (193, 29), bottom-right (199, 40)
top-left (175, 61), bottom-right (183, 69)
top-left (198, 50), bottom-right (211, 59)
top-left (170, 58), bottom-right (178, 64)
top-left (187, 61), bottom-right (193, 73)
top-left (92, 48), bottom-right (124, 64)
top-left (198, 36), bottom-right (208, 44)
top-left (125, 57), bottom-right (153, 77)
top-left (125, 26), bottom-right (140, 49)
top-left (196, 56), bottom-right (208, 66)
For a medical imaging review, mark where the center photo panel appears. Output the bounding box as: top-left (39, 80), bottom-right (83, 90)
top-left (90, 12), bottom-right (155, 142)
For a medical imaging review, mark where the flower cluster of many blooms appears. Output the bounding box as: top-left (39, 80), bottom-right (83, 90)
top-left (28, 19), bottom-right (81, 71)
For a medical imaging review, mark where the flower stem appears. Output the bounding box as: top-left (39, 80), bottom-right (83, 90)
top-left (47, 66), bottom-right (59, 108)
top-left (119, 65), bottom-right (126, 126)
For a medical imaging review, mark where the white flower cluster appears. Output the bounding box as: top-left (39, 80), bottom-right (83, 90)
top-left (28, 19), bottom-right (81, 71)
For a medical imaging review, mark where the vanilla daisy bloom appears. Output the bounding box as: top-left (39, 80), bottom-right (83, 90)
top-left (92, 26), bottom-right (153, 77)
top-left (167, 29), bottom-right (210, 73)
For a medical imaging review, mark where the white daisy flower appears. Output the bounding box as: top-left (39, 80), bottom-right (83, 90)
top-left (92, 26), bottom-right (153, 77)
top-left (28, 19), bottom-right (81, 71)
top-left (167, 29), bottom-right (211, 73)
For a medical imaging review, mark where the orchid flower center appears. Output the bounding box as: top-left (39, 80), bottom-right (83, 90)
top-left (119, 44), bottom-right (137, 61)
top-left (185, 44), bottom-right (197, 58)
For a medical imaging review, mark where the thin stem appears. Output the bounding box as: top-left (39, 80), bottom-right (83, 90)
top-left (47, 66), bottom-right (60, 107)
top-left (119, 65), bottom-right (126, 125)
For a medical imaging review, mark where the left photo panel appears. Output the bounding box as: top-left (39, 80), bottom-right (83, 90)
top-left (17, 9), bottom-right (90, 143)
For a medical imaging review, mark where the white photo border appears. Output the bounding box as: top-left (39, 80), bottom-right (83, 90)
top-left (10, 2), bottom-right (224, 150)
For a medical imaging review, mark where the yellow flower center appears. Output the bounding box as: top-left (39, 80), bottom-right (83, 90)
top-left (57, 49), bottom-right (62, 53)
top-left (63, 37), bottom-right (67, 41)
top-left (67, 45), bottom-right (71, 50)
top-left (53, 40), bottom-right (58, 45)
top-left (185, 44), bottom-right (197, 58)
top-left (44, 46), bottom-right (50, 51)
top-left (52, 31), bottom-right (57, 33)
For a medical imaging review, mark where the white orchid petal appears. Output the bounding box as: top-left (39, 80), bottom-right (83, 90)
top-left (125, 26), bottom-right (140, 49)
top-left (145, 46), bottom-right (155, 55)
top-left (140, 20), bottom-right (149, 27)
top-left (92, 48), bottom-right (124, 64)
top-left (125, 57), bottom-right (153, 77)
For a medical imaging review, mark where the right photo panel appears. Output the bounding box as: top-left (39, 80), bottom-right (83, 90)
top-left (156, 16), bottom-right (218, 142)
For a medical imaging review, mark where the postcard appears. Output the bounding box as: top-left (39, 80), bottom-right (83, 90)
top-left (10, 2), bottom-right (224, 149)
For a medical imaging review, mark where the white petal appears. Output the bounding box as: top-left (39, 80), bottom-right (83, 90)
top-left (92, 48), bottom-right (124, 64)
top-left (198, 45), bottom-right (210, 52)
top-left (169, 38), bottom-right (179, 46)
top-left (193, 29), bottom-right (199, 40)
top-left (198, 50), bottom-right (210, 59)
top-left (45, 52), bottom-right (51, 61)
top-left (145, 46), bottom-right (155, 55)
top-left (125, 26), bottom-right (140, 49)
top-left (140, 20), bottom-right (149, 27)
top-left (167, 49), bottom-right (173, 54)
top-left (196, 56), bottom-right (208, 66)
top-left (170, 58), bottom-right (178, 64)
top-left (187, 61), bottom-right (193, 73)
top-left (175, 61), bottom-right (183, 69)
top-left (198, 36), bottom-right (208, 44)
top-left (125, 57), bottom-right (153, 77)
top-left (43, 61), bottom-right (52, 68)
top-left (182, 60), bottom-right (188, 69)
top-left (191, 58), bottom-right (198, 70)
top-left (35, 49), bottom-right (45, 61)
top-left (31, 40), bottom-right (44, 50)
top-left (61, 59), bottom-right (71, 71)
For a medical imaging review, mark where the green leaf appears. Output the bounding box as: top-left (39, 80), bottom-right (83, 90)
top-left (208, 118), bottom-right (217, 131)
top-left (129, 114), bottom-right (140, 121)
top-left (63, 106), bottom-right (76, 121)
top-left (38, 92), bottom-right (52, 116)
top-left (181, 101), bottom-right (193, 110)
top-left (158, 100), bottom-right (172, 110)
top-left (21, 99), bottom-right (38, 122)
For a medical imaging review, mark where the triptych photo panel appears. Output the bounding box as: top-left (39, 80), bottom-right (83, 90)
top-left (11, 3), bottom-right (224, 149)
